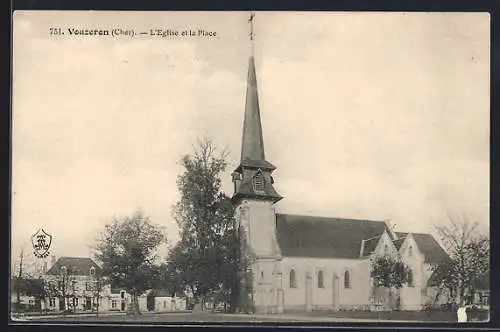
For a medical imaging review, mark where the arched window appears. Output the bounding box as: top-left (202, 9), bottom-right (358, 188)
top-left (253, 171), bottom-right (265, 192)
top-left (407, 269), bottom-right (414, 287)
top-left (90, 266), bottom-right (96, 276)
top-left (408, 246), bottom-right (413, 257)
top-left (317, 270), bottom-right (324, 288)
top-left (289, 269), bottom-right (297, 288)
top-left (384, 245), bottom-right (389, 256)
top-left (344, 270), bottom-right (351, 289)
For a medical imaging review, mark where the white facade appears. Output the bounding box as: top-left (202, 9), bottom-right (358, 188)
top-left (153, 296), bottom-right (186, 312)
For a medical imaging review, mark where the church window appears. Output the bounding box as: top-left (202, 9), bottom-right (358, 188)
top-left (408, 269), bottom-right (414, 287)
top-left (90, 266), bottom-right (96, 276)
top-left (253, 171), bottom-right (265, 192)
top-left (384, 245), bottom-right (389, 256)
top-left (344, 271), bottom-right (351, 289)
top-left (289, 269), bottom-right (297, 288)
top-left (317, 270), bottom-right (324, 288)
top-left (261, 271), bottom-right (264, 279)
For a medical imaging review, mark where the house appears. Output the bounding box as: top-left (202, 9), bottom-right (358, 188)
top-left (230, 53), bottom-right (452, 313)
top-left (147, 289), bottom-right (186, 312)
top-left (42, 256), bottom-right (148, 313)
top-left (43, 256), bottom-right (103, 312)
top-left (473, 272), bottom-right (489, 308)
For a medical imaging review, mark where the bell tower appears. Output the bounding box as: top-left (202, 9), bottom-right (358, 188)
top-left (232, 12), bottom-right (283, 314)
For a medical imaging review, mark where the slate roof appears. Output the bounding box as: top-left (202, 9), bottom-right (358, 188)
top-left (46, 257), bottom-right (101, 276)
top-left (275, 214), bottom-right (390, 259)
top-left (361, 236), bottom-right (382, 257)
top-left (412, 233), bottom-right (449, 264)
top-left (393, 238), bottom-right (405, 250)
top-left (236, 158), bottom-right (276, 171)
top-left (232, 173), bottom-right (283, 203)
top-left (275, 214), bottom-right (449, 262)
top-left (395, 232), bottom-right (449, 263)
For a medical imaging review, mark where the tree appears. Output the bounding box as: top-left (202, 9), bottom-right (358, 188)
top-left (94, 211), bottom-right (165, 316)
top-left (167, 138), bottom-right (239, 311)
top-left (434, 213), bottom-right (489, 305)
top-left (370, 255), bottom-right (411, 310)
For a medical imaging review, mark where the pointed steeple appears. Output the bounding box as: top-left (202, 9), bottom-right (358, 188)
top-left (241, 56), bottom-right (266, 162)
top-left (232, 13), bottom-right (282, 204)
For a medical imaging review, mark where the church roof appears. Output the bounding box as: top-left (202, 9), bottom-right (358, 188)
top-left (361, 236), bottom-right (382, 257)
top-left (46, 257), bottom-right (101, 276)
top-left (276, 214), bottom-right (449, 262)
top-left (396, 232), bottom-right (450, 264)
top-left (393, 238), bottom-right (405, 250)
top-left (276, 214), bottom-right (390, 259)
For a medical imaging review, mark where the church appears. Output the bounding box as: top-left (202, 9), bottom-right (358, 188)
top-left (230, 39), bottom-right (450, 313)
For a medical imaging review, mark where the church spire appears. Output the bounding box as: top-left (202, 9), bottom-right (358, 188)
top-left (241, 12), bottom-right (265, 162)
top-left (241, 54), bottom-right (265, 162)
top-left (232, 12), bottom-right (282, 204)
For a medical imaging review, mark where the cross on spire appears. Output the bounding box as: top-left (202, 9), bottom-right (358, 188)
top-left (248, 12), bottom-right (255, 41)
top-left (248, 12), bottom-right (255, 55)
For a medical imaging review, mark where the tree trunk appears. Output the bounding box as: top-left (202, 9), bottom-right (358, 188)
top-left (127, 293), bottom-right (141, 317)
top-left (388, 288), bottom-right (394, 310)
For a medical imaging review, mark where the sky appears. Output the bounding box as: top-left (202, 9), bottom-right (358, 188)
top-left (12, 11), bottom-right (490, 272)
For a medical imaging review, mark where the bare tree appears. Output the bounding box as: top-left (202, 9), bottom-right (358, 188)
top-left (434, 213), bottom-right (489, 305)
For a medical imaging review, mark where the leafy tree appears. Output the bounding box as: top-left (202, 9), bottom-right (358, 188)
top-left (434, 214), bottom-right (489, 305)
top-left (168, 138), bottom-right (239, 311)
top-left (371, 255), bottom-right (410, 309)
top-left (94, 211), bottom-right (165, 316)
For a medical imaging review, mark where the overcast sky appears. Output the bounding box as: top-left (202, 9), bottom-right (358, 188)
top-left (12, 11), bottom-right (489, 269)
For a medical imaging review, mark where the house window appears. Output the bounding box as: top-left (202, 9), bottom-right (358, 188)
top-left (261, 271), bottom-right (264, 279)
top-left (317, 270), bottom-right (324, 288)
top-left (29, 299), bottom-right (34, 305)
top-left (74, 298), bottom-right (79, 306)
top-left (111, 300), bottom-right (117, 308)
top-left (408, 270), bottom-right (414, 287)
top-left (289, 269), bottom-right (297, 288)
top-left (90, 267), bottom-right (96, 276)
top-left (164, 301), bottom-right (167, 308)
top-left (49, 298), bottom-right (56, 307)
top-left (121, 291), bottom-right (125, 299)
top-left (253, 172), bottom-right (265, 192)
top-left (344, 271), bottom-right (351, 289)
top-left (408, 246), bottom-right (413, 257)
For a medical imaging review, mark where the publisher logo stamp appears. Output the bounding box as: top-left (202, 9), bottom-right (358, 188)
top-left (31, 229), bottom-right (52, 258)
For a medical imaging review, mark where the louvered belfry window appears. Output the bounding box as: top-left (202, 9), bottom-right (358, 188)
top-left (253, 171), bottom-right (265, 192)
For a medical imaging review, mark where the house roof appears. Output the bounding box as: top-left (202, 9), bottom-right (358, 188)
top-left (276, 214), bottom-right (390, 259)
top-left (149, 289), bottom-right (173, 297)
top-left (46, 257), bottom-right (101, 276)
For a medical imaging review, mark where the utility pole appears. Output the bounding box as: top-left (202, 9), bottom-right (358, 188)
top-left (16, 247), bottom-right (24, 309)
